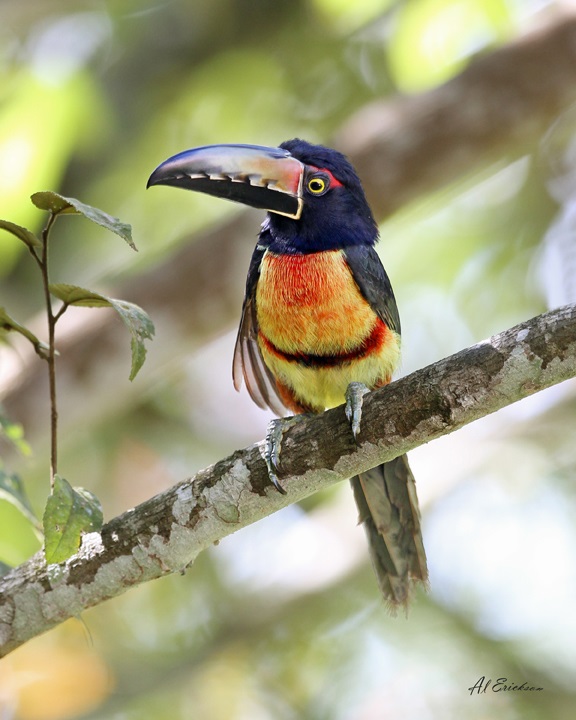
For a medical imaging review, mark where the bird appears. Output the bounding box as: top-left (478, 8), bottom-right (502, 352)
top-left (148, 139), bottom-right (428, 610)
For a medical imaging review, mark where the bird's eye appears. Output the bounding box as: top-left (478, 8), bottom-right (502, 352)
top-left (307, 174), bottom-right (329, 195)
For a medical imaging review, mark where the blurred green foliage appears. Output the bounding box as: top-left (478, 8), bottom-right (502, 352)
top-left (389, 0), bottom-right (514, 90)
top-left (1, 1), bottom-right (575, 719)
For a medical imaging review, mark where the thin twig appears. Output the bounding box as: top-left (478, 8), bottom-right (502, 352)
top-left (39, 212), bottom-right (59, 487)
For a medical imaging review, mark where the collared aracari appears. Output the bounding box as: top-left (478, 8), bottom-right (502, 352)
top-left (148, 139), bottom-right (428, 609)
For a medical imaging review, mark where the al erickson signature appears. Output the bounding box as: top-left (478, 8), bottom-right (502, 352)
top-left (469, 677), bottom-right (544, 695)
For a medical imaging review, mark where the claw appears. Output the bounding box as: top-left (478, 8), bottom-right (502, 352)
top-left (264, 419), bottom-right (287, 494)
top-left (345, 382), bottom-right (370, 442)
top-left (263, 415), bottom-right (308, 494)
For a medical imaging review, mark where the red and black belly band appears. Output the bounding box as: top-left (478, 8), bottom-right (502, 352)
top-left (258, 317), bottom-right (389, 368)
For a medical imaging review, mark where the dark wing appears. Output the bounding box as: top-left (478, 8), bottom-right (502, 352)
top-left (343, 244), bottom-right (401, 335)
top-left (232, 240), bottom-right (290, 417)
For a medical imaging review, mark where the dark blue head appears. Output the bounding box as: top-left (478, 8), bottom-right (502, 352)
top-left (147, 138), bottom-right (378, 253)
top-left (268, 138), bottom-right (378, 254)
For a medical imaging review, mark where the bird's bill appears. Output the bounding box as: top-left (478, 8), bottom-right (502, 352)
top-left (147, 144), bottom-right (304, 219)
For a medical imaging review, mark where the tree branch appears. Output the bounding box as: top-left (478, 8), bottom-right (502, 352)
top-left (1, 303), bottom-right (575, 657)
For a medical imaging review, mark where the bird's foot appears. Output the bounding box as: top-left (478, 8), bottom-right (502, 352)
top-left (345, 382), bottom-right (370, 442)
top-left (264, 415), bottom-right (309, 495)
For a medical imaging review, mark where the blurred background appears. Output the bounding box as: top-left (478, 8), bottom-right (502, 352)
top-left (1, 0), bottom-right (576, 718)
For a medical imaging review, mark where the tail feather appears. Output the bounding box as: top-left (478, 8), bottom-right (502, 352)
top-left (350, 454), bottom-right (428, 611)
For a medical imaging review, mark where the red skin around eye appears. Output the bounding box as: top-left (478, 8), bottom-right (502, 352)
top-left (308, 166), bottom-right (343, 188)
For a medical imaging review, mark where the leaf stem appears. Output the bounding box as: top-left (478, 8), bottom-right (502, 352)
top-left (53, 303), bottom-right (69, 323)
top-left (40, 212), bottom-right (59, 489)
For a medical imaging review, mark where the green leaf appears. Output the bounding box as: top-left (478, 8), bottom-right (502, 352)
top-left (43, 475), bottom-right (103, 564)
top-left (0, 306), bottom-right (49, 358)
top-left (49, 284), bottom-right (155, 380)
top-left (48, 284), bottom-right (110, 307)
top-left (30, 191), bottom-right (135, 249)
top-left (0, 219), bottom-right (42, 249)
top-left (112, 298), bottom-right (156, 381)
top-left (0, 469), bottom-right (38, 527)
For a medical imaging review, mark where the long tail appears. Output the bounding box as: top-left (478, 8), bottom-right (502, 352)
top-left (350, 454), bottom-right (428, 612)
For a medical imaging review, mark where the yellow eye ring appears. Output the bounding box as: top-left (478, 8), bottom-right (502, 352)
top-left (307, 176), bottom-right (327, 194)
